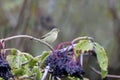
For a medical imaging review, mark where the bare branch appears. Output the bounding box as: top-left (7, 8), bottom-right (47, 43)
top-left (90, 66), bottom-right (120, 79)
top-left (72, 36), bottom-right (94, 43)
top-left (1, 35), bottom-right (54, 51)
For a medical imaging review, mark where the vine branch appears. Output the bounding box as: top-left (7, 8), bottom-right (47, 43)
top-left (1, 35), bottom-right (54, 51)
top-left (90, 66), bottom-right (120, 79)
top-left (72, 36), bottom-right (94, 43)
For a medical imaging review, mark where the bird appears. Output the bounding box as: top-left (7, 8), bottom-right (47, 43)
top-left (40, 28), bottom-right (60, 43)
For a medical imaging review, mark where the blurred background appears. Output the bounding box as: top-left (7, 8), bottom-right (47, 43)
top-left (0, 0), bottom-right (120, 80)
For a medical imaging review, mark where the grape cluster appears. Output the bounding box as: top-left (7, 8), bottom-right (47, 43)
top-left (45, 49), bottom-right (84, 79)
top-left (0, 54), bottom-right (13, 80)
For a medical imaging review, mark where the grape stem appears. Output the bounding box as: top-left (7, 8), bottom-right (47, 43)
top-left (42, 66), bottom-right (50, 80)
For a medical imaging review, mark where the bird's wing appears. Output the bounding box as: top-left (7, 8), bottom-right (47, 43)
top-left (40, 32), bottom-right (51, 39)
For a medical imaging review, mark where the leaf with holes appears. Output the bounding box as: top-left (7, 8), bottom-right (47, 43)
top-left (74, 40), bottom-right (94, 57)
top-left (94, 43), bottom-right (108, 78)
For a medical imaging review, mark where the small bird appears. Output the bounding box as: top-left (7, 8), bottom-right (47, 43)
top-left (40, 28), bottom-right (60, 43)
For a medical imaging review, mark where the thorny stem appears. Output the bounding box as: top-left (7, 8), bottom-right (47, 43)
top-left (1, 35), bottom-right (54, 51)
top-left (72, 36), bottom-right (94, 43)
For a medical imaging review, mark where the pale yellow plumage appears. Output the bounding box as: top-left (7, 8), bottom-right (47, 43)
top-left (40, 28), bottom-right (60, 43)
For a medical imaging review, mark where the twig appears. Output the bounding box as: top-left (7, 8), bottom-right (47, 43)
top-left (57, 43), bottom-right (92, 57)
top-left (41, 66), bottom-right (50, 80)
top-left (56, 77), bottom-right (61, 80)
top-left (80, 54), bottom-right (83, 67)
top-left (72, 36), bottom-right (94, 43)
top-left (19, 76), bottom-right (33, 80)
top-left (90, 66), bottom-right (120, 79)
top-left (1, 35), bottom-right (54, 51)
top-left (2, 36), bottom-right (94, 53)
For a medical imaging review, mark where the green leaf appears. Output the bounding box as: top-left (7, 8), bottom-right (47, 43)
top-left (22, 52), bottom-right (33, 60)
top-left (7, 51), bottom-right (34, 76)
top-left (0, 78), bottom-right (3, 80)
top-left (41, 51), bottom-right (50, 60)
top-left (19, 53), bottom-right (30, 64)
top-left (28, 59), bottom-right (38, 68)
top-left (11, 48), bottom-right (21, 55)
top-left (40, 51), bottom-right (50, 69)
top-left (32, 66), bottom-right (39, 73)
top-left (74, 40), bottom-right (94, 56)
top-left (40, 54), bottom-right (49, 69)
top-left (68, 76), bottom-right (76, 80)
top-left (36, 69), bottom-right (42, 80)
top-left (7, 54), bottom-right (21, 69)
top-left (28, 51), bottom-right (50, 68)
top-left (94, 43), bottom-right (108, 78)
top-left (34, 55), bottom-right (42, 62)
top-left (11, 48), bottom-right (18, 55)
top-left (13, 68), bottom-right (26, 76)
top-left (32, 66), bottom-right (42, 79)
top-left (74, 39), bottom-right (108, 78)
